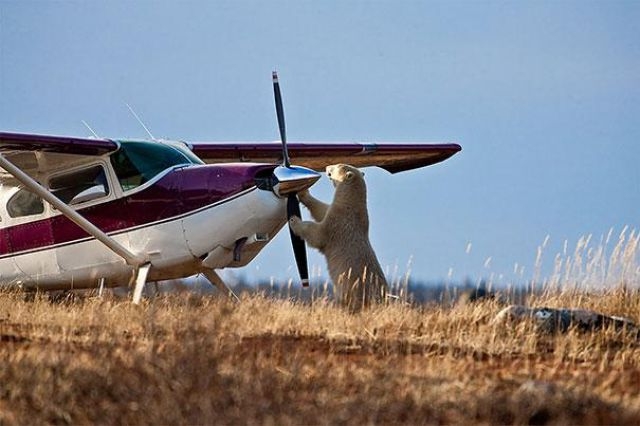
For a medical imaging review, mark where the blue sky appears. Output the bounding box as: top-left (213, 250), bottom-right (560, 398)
top-left (1, 1), bottom-right (638, 286)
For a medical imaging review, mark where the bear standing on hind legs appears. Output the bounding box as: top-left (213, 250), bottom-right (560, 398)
top-left (289, 164), bottom-right (388, 312)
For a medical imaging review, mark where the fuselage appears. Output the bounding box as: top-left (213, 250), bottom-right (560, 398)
top-left (0, 140), bottom-right (288, 290)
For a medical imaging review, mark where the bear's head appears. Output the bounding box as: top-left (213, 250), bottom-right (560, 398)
top-left (326, 164), bottom-right (364, 188)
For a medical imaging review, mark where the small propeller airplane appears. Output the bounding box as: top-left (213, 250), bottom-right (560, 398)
top-left (0, 72), bottom-right (461, 303)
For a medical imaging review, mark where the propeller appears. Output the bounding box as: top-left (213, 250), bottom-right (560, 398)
top-left (273, 71), bottom-right (309, 287)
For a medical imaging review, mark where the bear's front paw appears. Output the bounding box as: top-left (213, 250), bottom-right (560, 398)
top-left (289, 215), bottom-right (302, 231)
top-left (297, 190), bottom-right (310, 204)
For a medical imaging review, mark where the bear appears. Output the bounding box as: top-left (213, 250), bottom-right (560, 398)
top-left (289, 163), bottom-right (388, 312)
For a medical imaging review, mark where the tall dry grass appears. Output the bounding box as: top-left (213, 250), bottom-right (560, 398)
top-left (0, 228), bottom-right (638, 424)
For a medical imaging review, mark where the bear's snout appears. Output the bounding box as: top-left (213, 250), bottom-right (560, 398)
top-left (326, 164), bottom-right (340, 178)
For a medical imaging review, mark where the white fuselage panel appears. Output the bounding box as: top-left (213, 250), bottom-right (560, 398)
top-left (0, 187), bottom-right (286, 290)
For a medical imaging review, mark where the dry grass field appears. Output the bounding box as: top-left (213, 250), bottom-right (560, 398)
top-left (0, 288), bottom-right (639, 425)
top-left (0, 229), bottom-right (638, 425)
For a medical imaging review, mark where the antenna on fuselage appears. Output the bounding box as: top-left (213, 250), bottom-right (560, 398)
top-left (125, 103), bottom-right (157, 141)
top-left (81, 120), bottom-right (100, 139)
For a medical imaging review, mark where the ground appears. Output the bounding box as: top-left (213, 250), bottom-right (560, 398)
top-left (1, 289), bottom-right (639, 425)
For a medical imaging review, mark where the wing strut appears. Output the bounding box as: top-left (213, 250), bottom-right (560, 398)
top-left (0, 154), bottom-right (147, 267)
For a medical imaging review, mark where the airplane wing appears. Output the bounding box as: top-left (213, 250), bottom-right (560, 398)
top-left (0, 132), bottom-right (120, 179)
top-left (190, 141), bottom-right (461, 174)
top-left (0, 132), bottom-right (461, 174)
top-left (0, 132), bottom-right (118, 156)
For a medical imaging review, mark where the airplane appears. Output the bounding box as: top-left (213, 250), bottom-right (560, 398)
top-left (0, 72), bottom-right (461, 303)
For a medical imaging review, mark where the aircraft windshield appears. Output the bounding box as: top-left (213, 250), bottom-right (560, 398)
top-left (111, 141), bottom-right (202, 191)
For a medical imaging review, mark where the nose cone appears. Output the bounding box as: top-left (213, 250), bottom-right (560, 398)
top-left (273, 165), bottom-right (321, 197)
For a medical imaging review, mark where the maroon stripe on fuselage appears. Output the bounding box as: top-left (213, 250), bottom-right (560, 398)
top-left (0, 163), bottom-right (276, 257)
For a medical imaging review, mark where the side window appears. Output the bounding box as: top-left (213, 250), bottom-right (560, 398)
top-left (110, 147), bottom-right (143, 191)
top-left (7, 188), bottom-right (44, 218)
top-left (49, 165), bottom-right (110, 206)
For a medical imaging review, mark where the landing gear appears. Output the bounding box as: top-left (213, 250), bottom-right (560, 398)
top-left (201, 269), bottom-right (240, 302)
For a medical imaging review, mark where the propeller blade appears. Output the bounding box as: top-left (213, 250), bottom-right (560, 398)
top-left (273, 71), bottom-right (309, 287)
top-left (287, 194), bottom-right (309, 287)
top-left (272, 71), bottom-right (290, 167)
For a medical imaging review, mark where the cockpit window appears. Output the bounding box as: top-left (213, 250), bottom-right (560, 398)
top-left (7, 188), bottom-right (44, 218)
top-left (110, 141), bottom-right (201, 191)
top-left (171, 143), bottom-right (205, 165)
top-left (49, 165), bottom-right (110, 205)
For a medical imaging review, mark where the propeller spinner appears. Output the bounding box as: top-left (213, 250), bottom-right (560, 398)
top-left (272, 71), bottom-right (317, 287)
